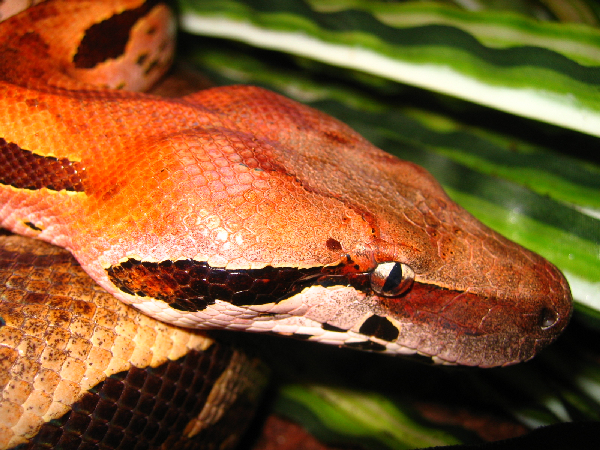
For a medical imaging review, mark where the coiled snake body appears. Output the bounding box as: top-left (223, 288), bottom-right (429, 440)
top-left (0, 1), bottom-right (573, 449)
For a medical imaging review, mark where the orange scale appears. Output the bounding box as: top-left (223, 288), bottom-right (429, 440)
top-left (222, 219), bottom-right (243, 235)
top-left (234, 205), bottom-right (258, 224)
top-left (212, 156), bottom-right (231, 168)
top-left (156, 178), bottom-right (176, 194)
top-left (202, 170), bottom-right (221, 182)
top-left (218, 173), bottom-right (238, 187)
top-left (241, 157), bottom-right (259, 170)
top-left (184, 175), bottom-right (207, 190)
top-left (198, 158), bottom-right (217, 171)
top-left (255, 199), bottom-right (277, 216)
top-left (242, 189), bottom-right (264, 205)
top-left (224, 194), bottom-right (247, 209)
top-left (224, 184), bottom-right (251, 199)
top-left (232, 163), bottom-right (254, 178)
top-left (227, 148), bottom-right (247, 161)
top-left (208, 181), bottom-right (226, 194)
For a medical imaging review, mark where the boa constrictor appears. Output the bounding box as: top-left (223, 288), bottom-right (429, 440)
top-left (0, 0), bottom-right (573, 449)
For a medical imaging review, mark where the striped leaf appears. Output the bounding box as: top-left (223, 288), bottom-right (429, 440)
top-left (179, 0), bottom-right (600, 137)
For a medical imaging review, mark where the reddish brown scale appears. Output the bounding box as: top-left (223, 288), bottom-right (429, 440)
top-left (0, 138), bottom-right (85, 191)
top-left (106, 258), bottom-right (324, 311)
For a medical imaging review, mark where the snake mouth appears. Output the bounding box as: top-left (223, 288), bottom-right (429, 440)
top-left (105, 253), bottom-right (572, 367)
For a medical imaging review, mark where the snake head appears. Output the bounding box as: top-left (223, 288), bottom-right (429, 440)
top-left (161, 86), bottom-right (571, 367)
top-left (283, 152), bottom-right (574, 367)
top-left (60, 86), bottom-right (571, 367)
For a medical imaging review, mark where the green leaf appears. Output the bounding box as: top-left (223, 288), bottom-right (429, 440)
top-left (277, 384), bottom-right (461, 449)
top-left (179, 0), bottom-right (600, 136)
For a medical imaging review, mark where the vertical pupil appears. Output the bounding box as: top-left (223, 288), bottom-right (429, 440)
top-left (382, 262), bottom-right (403, 293)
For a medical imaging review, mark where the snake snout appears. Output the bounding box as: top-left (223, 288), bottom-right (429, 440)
top-left (348, 241), bottom-right (574, 366)
top-left (533, 259), bottom-right (573, 336)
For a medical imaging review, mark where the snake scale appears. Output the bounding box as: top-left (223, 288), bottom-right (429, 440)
top-left (0, 0), bottom-right (572, 449)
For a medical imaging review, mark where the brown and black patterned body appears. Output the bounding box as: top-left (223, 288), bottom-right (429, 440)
top-left (0, 234), bottom-right (266, 449)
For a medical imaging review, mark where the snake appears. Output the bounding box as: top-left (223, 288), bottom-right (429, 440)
top-left (0, 0), bottom-right (573, 449)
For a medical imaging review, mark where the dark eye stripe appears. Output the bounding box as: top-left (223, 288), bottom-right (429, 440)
top-left (0, 138), bottom-right (85, 192)
top-left (106, 258), bottom-right (325, 312)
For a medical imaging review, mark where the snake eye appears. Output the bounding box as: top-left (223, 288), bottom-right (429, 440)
top-left (370, 262), bottom-right (414, 297)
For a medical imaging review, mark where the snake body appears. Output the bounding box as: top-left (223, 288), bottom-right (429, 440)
top-left (0, 233), bottom-right (266, 449)
top-left (0, 0), bottom-right (573, 448)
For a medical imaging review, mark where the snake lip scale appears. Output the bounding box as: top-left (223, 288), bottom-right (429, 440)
top-left (0, 0), bottom-right (572, 368)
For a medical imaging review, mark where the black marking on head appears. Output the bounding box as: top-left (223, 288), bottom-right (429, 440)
top-left (345, 341), bottom-right (387, 352)
top-left (107, 258), bottom-right (325, 312)
top-left (0, 138), bottom-right (85, 191)
top-left (292, 269), bottom-right (372, 295)
top-left (322, 323), bottom-right (346, 333)
top-left (358, 315), bottom-right (400, 342)
top-left (346, 272), bottom-right (371, 292)
top-left (73, 0), bottom-right (162, 68)
top-left (308, 277), bottom-right (348, 289)
top-left (136, 52), bottom-right (149, 66)
top-left (0, 316), bottom-right (5, 327)
top-left (24, 221), bottom-right (42, 231)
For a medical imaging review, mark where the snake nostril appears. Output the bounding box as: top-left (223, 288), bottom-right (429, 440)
top-left (539, 307), bottom-right (558, 330)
